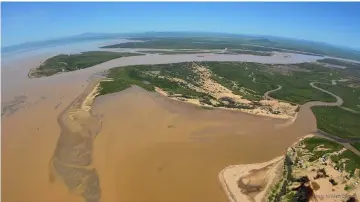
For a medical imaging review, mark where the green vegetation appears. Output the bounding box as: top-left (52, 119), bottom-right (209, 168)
top-left (311, 107), bottom-right (360, 139)
top-left (271, 83), bottom-right (336, 104)
top-left (205, 62), bottom-right (276, 94)
top-left (269, 136), bottom-right (359, 202)
top-left (101, 37), bottom-right (268, 50)
top-left (101, 36), bottom-right (360, 60)
top-left (351, 142), bottom-right (360, 151)
top-left (319, 58), bottom-right (360, 69)
top-left (98, 67), bottom-right (154, 96)
top-left (302, 137), bottom-right (344, 161)
top-left (31, 51), bottom-right (142, 77)
top-left (97, 61), bottom-right (359, 143)
top-left (269, 63), bottom-right (344, 104)
top-left (98, 61), bottom-right (354, 106)
top-left (103, 37), bottom-right (321, 56)
top-left (202, 61), bottom-right (338, 104)
top-left (302, 136), bottom-right (343, 152)
top-left (282, 191), bottom-right (296, 202)
top-left (331, 149), bottom-right (360, 177)
top-left (98, 63), bottom-right (210, 99)
top-left (344, 184), bottom-right (354, 191)
top-left (267, 179), bottom-right (285, 202)
top-left (315, 83), bottom-right (360, 112)
top-left (138, 49), bottom-right (273, 56)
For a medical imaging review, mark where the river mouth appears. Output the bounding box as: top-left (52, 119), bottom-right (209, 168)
top-left (85, 86), bottom-right (316, 202)
top-left (1, 52), bottom-right (335, 202)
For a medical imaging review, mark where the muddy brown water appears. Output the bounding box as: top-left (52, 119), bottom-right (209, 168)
top-left (1, 53), bottom-right (337, 202)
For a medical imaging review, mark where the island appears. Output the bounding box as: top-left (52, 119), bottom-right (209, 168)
top-left (28, 51), bottom-right (142, 77)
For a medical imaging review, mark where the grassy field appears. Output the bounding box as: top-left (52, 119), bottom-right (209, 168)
top-left (32, 51), bottom-right (142, 77)
top-left (311, 106), bottom-right (360, 139)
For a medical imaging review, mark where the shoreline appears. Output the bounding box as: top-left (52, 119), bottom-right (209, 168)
top-left (218, 134), bottom-right (315, 202)
top-left (218, 156), bottom-right (285, 202)
top-left (154, 87), bottom-right (297, 120)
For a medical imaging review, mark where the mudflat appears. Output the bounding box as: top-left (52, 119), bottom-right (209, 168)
top-left (2, 52), bottom-right (320, 202)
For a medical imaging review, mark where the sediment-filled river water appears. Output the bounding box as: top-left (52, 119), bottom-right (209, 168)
top-left (2, 45), bottom-right (336, 202)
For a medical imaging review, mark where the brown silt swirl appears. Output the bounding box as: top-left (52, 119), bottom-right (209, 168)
top-left (50, 80), bottom-right (102, 202)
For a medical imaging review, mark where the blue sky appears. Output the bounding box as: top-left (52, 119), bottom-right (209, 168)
top-left (2, 2), bottom-right (360, 49)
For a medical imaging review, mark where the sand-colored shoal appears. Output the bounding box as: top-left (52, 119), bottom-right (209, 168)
top-left (218, 156), bottom-right (284, 202)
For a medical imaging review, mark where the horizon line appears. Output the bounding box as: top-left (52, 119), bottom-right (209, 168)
top-left (2, 31), bottom-right (360, 52)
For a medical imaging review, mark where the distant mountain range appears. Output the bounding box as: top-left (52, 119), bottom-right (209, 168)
top-left (2, 31), bottom-right (360, 61)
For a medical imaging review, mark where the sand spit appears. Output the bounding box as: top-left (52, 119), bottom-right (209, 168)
top-left (219, 156), bottom-right (285, 202)
top-left (50, 79), bottom-right (105, 202)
